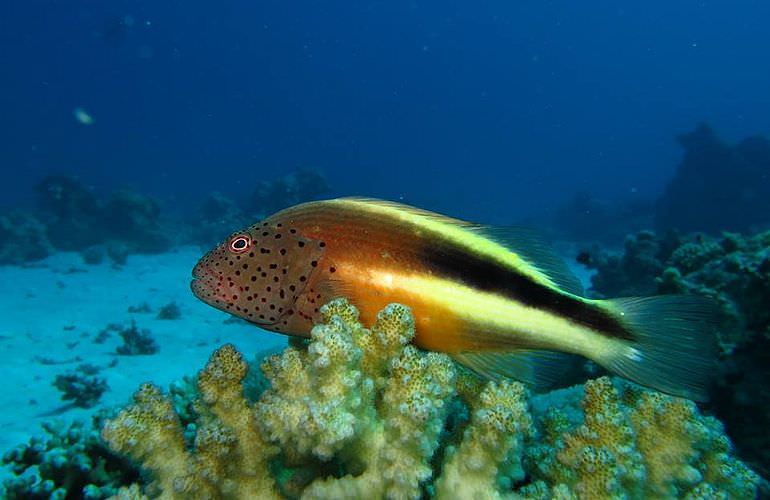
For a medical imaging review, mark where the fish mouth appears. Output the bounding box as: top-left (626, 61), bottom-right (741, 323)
top-left (189, 276), bottom-right (207, 303)
top-left (190, 264), bottom-right (203, 299)
top-left (192, 259), bottom-right (206, 279)
top-left (190, 262), bottom-right (216, 304)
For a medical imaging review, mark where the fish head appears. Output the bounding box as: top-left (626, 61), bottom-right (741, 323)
top-left (191, 218), bottom-right (325, 334)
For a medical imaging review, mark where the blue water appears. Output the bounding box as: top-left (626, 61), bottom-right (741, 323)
top-left (2, 1), bottom-right (770, 497)
top-left (3, 1), bottom-right (769, 221)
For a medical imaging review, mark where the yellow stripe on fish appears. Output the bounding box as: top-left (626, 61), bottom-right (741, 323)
top-left (323, 197), bottom-right (561, 290)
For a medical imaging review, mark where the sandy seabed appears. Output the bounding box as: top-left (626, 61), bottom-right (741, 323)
top-left (0, 246), bottom-right (287, 468)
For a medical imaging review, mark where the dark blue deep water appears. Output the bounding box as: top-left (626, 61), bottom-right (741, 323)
top-left (2, 2), bottom-right (770, 498)
top-left (3, 1), bottom-right (769, 220)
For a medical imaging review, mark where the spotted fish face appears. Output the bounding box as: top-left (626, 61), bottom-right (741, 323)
top-left (191, 218), bottom-right (324, 334)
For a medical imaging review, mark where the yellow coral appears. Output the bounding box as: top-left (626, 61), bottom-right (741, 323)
top-left (101, 383), bottom-right (191, 497)
top-left (288, 300), bottom-right (457, 500)
top-left (525, 376), bottom-right (760, 500)
top-left (102, 301), bottom-right (760, 500)
top-left (102, 345), bottom-right (279, 499)
top-left (255, 301), bottom-right (368, 460)
top-left (435, 380), bottom-right (532, 500)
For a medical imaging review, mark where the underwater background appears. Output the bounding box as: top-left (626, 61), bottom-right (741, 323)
top-left (1, 1), bottom-right (769, 498)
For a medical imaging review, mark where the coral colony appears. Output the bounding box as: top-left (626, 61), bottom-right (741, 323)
top-left (100, 301), bottom-right (758, 498)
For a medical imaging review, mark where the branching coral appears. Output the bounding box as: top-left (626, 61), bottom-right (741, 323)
top-left (98, 301), bottom-right (760, 499)
top-left (523, 377), bottom-right (760, 499)
top-left (434, 379), bottom-right (532, 499)
top-left (101, 300), bottom-right (526, 499)
top-left (582, 229), bottom-right (770, 474)
top-left (2, 412), bottom-right (139, 499)
top-left (102, 346), bottom-right (279, 499)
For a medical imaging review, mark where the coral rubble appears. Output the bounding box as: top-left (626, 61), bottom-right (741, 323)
top-left (99, 300), bottom-right (759, 499)
top-left (156, 302), bottom-right (181, 320)
top-left (52, 364), bottom-right (109, 409)
top-left (115, 321), bottom-right (159, 355)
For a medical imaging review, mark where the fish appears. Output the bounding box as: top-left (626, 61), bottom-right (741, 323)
top-left (191, 198), bottom-right (716, 401)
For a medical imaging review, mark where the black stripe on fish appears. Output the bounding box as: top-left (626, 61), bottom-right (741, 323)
top-left (424, 241), bottom-right (633, 340)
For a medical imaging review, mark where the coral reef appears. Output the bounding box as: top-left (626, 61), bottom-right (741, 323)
top-left (581, 230), bottom-right (770, 354)
top-left (247, 168), bottom-right (330, 216)
top-left (100, 300), bottom-right (759, 499)
top-left (101, 190), bottom-right (171, 253)
top-left (1, 412), bottom-right (140, 499)
top-left (579, 229), bottom-right (770, 476)
top-left (13, 170), bottom-right (328, 258)
top-left (656, 123), bottom-right (770, 233)
top-left (102, 348), bottom-right (279, 499)
top-left (434, 378), bottom-right (531, 498)
top-left (115, 320), bottom-right (159, 355)
top-left (34, 174), bottom-right (171, 255)
top-left (0, 210), bottom-right (54, 265)
top-left (523, 377), bottom-right (758, 499)
top-left (35, 174), bottom-right (102, 250)
top-left (242, 348), bottom-right (284, 403)
top-left (52, 364), bottom-right (109, 409)
top-left (577, 230), bottom-right (680, 297)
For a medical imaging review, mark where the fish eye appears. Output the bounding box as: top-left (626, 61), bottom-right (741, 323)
top-left (228, 235), bottom-right (251, 253)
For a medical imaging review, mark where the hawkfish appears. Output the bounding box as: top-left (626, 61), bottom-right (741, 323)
top-left (191, 198), bottom-right (716, 400)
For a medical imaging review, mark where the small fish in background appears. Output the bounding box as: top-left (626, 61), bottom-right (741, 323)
top-left (191, 198), bottom-right (717, 401)
top-left (73, 107), bottom-right (94, 125)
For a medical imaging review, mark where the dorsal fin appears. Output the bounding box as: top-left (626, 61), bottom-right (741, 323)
top-left (467, 225), bottom-right (584, 296)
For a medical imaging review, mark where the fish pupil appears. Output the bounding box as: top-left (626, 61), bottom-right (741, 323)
top-left (229, 235), bottom-right (251, 253)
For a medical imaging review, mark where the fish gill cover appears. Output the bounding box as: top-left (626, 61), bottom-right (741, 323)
top-left (1, 0), bottom-right (770, 498)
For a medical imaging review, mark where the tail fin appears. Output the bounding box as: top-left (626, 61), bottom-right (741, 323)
top-left (601, 295), bottom-right (717, 401)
